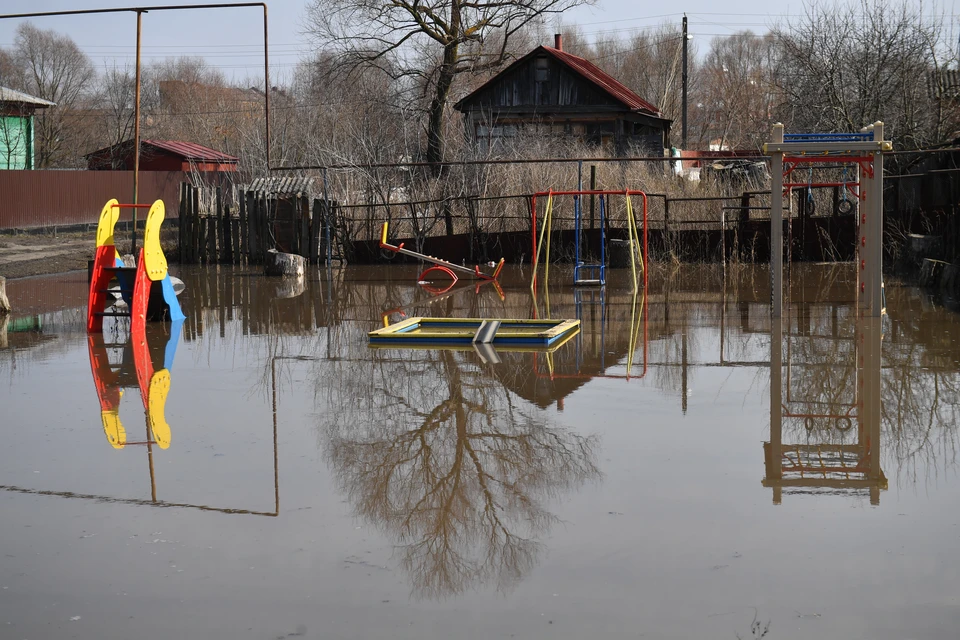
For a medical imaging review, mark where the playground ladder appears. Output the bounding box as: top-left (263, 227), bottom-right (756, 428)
top-left (88, 199), bottom-right (185, 333)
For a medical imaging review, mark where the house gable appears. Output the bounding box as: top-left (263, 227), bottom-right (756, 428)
top-left (458, 49), bottom-right (624, 114)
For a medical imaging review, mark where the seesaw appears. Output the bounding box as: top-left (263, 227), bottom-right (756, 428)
top-left (379, 221), bottom-right (505, 286)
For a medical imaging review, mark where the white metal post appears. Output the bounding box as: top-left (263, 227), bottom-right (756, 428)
top-left (858, 124), bottom-right (873, 314)
top-left (870, 122), bottom-right (885, 317)
top-left (770, 124), bottom-right (784, 318)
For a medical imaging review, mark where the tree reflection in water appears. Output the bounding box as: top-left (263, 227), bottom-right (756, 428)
top-left (319, 347), bottom-right (600, 599)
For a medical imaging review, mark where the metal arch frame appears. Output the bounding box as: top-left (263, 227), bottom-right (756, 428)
top-left (530, 189), bottom-right (649, 293)
top-left (0, 4), bottom-right (271, 254)
top-left (764, 124), bottom-right (892, 319)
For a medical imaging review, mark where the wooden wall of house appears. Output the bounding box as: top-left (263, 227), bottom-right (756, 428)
top-left (463, 54), bottom-right (622, 111)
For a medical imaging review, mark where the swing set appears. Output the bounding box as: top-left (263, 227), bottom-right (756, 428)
top-left (529, 189), bottom-right (649, 292)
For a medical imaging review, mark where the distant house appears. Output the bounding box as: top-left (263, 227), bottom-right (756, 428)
top-left (85, 139), bottom-right (239, 173)
top-left (454, 35), bottom-right (671, 155)
top-left (0, 87), bottom-right (55, 170)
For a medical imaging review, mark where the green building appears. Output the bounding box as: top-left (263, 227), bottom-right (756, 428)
top-left (0, 87), bottom-right (55, 170)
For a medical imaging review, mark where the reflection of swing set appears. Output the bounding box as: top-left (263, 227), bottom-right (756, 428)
top-left (529, 189), bottom-right (648, 291)
top-left (534, 289), bottom-right (648, 382)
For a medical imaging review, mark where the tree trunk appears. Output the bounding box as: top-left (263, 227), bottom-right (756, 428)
top-left (426, 44), bottom-right (459, 176)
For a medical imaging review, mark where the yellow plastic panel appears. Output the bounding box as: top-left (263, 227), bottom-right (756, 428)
top-left (148, 369), bottom-right (171, 449)
top-left (143, 199), bottom-right (168, 281)
top-left (95, 199), bottom-right (121, 247)
top-left (101, 410), bottom-right (126, 449)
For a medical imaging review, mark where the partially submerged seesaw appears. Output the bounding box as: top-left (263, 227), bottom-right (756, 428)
top-left (379, 221), bottom-right (504, 287)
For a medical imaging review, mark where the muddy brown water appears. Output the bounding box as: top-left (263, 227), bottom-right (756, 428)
top-left (1, 264), bottom-right (959, 639)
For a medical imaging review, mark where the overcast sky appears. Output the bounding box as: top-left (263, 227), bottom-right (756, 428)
top-left (0, 0), bottom-right (956, 83)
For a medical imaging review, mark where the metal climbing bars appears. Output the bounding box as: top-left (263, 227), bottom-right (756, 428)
top-left (763, 123), bottom-right (892, 318)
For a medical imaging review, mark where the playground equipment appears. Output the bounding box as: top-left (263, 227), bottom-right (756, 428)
top-left (765, 311), bottom-right (886, 505)
top-left (573, 192), bottom-right (607, 285)
top-left (530, 190), bottom-right (647, 292)
top-left (379, 221), bottom-right (505, 287)
top-left (88, 319), bottom-right (182, 450)
top-left (368, 317), bottom-right (580, 348)
top-left (87, 199), bottom-right (185, 333)
top-left (764, 123), bottom-right (892, 318)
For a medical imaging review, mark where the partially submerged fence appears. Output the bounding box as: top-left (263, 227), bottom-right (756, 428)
top-left (178, 183), bottom-right (340, 265)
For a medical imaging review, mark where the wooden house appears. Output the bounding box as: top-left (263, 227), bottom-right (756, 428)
top-left (454, 35), bottom-right (671, 155)
top-left (85, 139), bottom-right (239, 173)
top-left (0, 87), bottom-right (54, 170)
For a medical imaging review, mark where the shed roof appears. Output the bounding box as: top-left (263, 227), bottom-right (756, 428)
top-left (85, 139), bottom-right (238, 163)
top-left (455, 45), bottom-right (663, 118)
top-left (0, 86), bottom-right (55, 108)
top-left (248, 176), bottom-right (314, 195)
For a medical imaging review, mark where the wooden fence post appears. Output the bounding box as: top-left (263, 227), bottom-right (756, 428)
top-left (298, 195), bottom-right (308, 258)
top-left (216, 186), bottom-right (225, 263)
top-left (247, 191), bottom-right (258, 261)
top-left (310, 198), bottom-right (322, 264)
top-left (191, 184), bottom-right (201, 264)
top-left (178, 183), bottom-right (185, 262)
top-left (260, 191), bottom-right (270, 263)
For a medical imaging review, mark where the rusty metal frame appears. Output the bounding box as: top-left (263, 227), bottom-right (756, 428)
top-left (0, 3), bottom-right (271, 252)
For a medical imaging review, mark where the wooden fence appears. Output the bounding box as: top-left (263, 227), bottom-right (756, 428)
top-left (178, 183), bottom-right (339, 265)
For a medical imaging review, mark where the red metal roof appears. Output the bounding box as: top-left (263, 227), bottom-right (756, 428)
top-left (84, 139), bottom-right (238, 163)
top-left (543, 47), bottom-right (662, 116)
top-left (142, 140), bottom-right (238, 163)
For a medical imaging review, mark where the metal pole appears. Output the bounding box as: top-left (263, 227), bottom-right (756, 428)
top-left (322, 167), bottom-right (331, 266)
top-left (263, 4), bottom-right (270, 170)
top-left (589, 165), bottom-right (596, 229)
top-left (132, 9), bottom-right (142, 256)
top-left (681, 15), bottom-right (688, 148)
top-left (871, 122), bottom-right (884, 317)
top-left (770, 123), bottom-right (784, 318)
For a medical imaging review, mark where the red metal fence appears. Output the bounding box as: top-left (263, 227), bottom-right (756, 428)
top-left (0, 170), bottom-right (183, 229)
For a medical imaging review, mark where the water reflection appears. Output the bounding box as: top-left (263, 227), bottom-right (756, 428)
top-left (319, 346), bottom-right (601, 598)
top-left (765, 311), bottom-right (886, 504)
top-left (88, 320), bottom-right (182, 450)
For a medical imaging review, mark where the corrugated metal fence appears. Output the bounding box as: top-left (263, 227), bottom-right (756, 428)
top-left (0, 170), bottom-right (183, 229)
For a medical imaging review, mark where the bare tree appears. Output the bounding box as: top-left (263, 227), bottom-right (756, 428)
top-left (94, 65), bottom-right (136, 167)
top-left (12, 23), bottom-right (95, 167)
top-left (303, 0), bottom-right (593, 174)
top-left (773, 0), bottom-right (956, 148)
top-left (697, 32), bottom-right (778, 150)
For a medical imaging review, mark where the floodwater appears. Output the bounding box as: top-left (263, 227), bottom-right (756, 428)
top-left (1, 263), bottom-right (959, 639)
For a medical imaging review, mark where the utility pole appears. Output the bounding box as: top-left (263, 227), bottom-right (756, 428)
top-left (681, 14), bottom-right (688, 149)
top-left (132, 9), bottom-right (143, 256)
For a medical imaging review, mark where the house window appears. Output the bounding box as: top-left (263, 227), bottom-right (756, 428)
top-left (535, 57), bottom-right (549, 82)
top-left (535, 57), bottom-right (549, 105)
